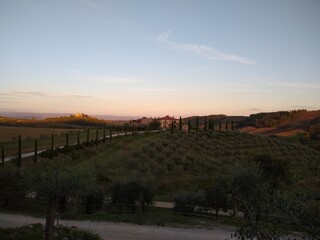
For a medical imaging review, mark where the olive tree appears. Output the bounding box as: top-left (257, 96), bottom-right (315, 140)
top-left (28, 160), bottom-right (95, 240)
top-left (109, 175), bottom-right (155, 213)
top-left (0, 164), bottom-right (24, 207)
top-left (205, 178), bottom-right (229, 219)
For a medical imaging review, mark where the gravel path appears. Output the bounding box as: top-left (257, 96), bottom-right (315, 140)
top-left (0, 212), bottom-right (236, 240)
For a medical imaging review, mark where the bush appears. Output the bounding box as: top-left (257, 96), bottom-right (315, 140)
top-left (55, 226), bottom-right (102, 240)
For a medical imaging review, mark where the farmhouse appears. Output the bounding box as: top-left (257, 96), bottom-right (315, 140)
top-left (158, 115), bottom-right (179, 129)
top-left (130, 117), bottom-right (153, 127)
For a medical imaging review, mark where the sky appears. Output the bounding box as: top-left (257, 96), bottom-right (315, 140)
top-left (0, 0), bottom-right (319, 117)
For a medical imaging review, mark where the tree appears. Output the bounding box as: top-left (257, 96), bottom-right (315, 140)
top-left (253, 154), bottom-right (290, 189)
top-left (149, 119), bottom-right (160, 130)
top-left (110, 175), bottom-right (155, 213)
top-left (171, 120), bottom-right (174, 134)
top-left (196, 116), bottom-right (199, 131)
top-left (0, 165), bottom-right (24, 207)
top-left (204, 116), bottom-right (207, 131)
top-left (179, 116), bottom-right (182, 131)
top-left (28, 160), bottom-right (94, 240)
top-left (232, 166), bottom-right (269, 220)
top-left (206, 178), bottom-right (229, 219)
top-left (34, 140), bottom-right (38, 163)
top-left (173, 190), bottom-right (205, 213)
top-left (2, 145), bottom-right (5, 166)
top-left (50, 134), bottom-right (54, 159)
top-left (17, 135), bottom-right (21, 168)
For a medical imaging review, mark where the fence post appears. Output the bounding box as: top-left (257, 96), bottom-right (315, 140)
top-left (34, 140), bottom-right (38, 163)
top-left (103, 126), bottom-right (106, 143)
top-left (109, 129), bottom-right (112, 142)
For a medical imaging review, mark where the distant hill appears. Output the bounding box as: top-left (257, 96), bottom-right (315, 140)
top-left (0, 111), bottom-right (139, 121)
top-left (239, 110), bottom-right (320, 137)
top-left (1, 110), bottom-right (319, 136)
top-left (0, 113), bottom-right (112, 128)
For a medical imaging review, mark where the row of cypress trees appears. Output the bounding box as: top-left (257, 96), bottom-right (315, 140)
top-left (175, 116), bottom-right (236, 133)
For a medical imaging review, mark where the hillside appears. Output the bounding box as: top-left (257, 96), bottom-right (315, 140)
top-left (239, 110), bottom-right (320, 137)
top-left (69, 131), bottom-right (320, 195)
top-left (0, 114), bottom-right (112, 129)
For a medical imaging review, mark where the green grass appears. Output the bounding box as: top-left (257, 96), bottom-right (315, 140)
top-left (0, 224), bottom-right (43, 240)
top-left (0, 224), bottom-right (102, 240)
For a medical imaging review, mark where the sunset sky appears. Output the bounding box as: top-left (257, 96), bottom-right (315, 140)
top-left (1, 0), bottom-right (319, 117)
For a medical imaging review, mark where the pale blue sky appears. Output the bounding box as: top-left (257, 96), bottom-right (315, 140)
top-left (0, 0), bottom-right (319, 117)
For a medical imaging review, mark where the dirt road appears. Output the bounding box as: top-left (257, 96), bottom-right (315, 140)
top-left (0, 212), bottom-right (236, 240)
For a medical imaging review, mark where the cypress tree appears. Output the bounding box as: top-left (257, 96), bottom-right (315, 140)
top-left (196, 116), bottom-right (199, 131)
top-left (132, 123), bottom-right (135, 135)
top-left (103, 126), bottom-right (106, 143)
top-left (86, 128), bottom-right (90, 143)
top-left (212, 120), bottom-right (215, 130)
top-left (204, 116), bottom-right (207, 131)
top-left (188, 117), bottom-right (191, 132)
top-left (171, 121), bottom-right (174, 134)
top-left (219, 121), bottom-right (222, 131)
top-left (17, 135), bottom-right (21, 168)
top-left (226, 121), bottom-right (229, 130)
top-left (65, 132), bottom-right (69, 149)
top-left (125, 124), bottom-right (127, 136)
top-left (77, 131), bottom-right (80, 147)
top-left (95, 128), bottom-right (99, 142)
top-left (179, 116), bottom-right (182, 131)
top-left (1, 145), bottom-right (4, 166)
top-left (231, 121), bottom-right (234, 130)
top-left (109, 129), bottom-right (112, 141)
top-left (34, 140), bottom-right (38, 163)
top-left (51, 134), bottom-right (54, 159)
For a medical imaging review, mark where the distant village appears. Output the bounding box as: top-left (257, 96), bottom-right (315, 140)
top-left (130, 115), bottom-right (188, 131)
top-left (70, 112), bottom-right (188, 131)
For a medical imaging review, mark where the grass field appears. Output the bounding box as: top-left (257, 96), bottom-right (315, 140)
top-left (0, 126), bottom-right (109, 156)
top-left (0, 126), bottom-right (81, 142)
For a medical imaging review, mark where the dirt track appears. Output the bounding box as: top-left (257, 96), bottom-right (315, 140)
top-left (0, 212), bottom-right (236, 240)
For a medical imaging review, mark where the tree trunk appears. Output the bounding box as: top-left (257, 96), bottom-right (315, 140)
top-left (45, 200), bottom-right (58, 240)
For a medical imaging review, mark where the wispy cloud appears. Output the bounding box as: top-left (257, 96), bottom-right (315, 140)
top-left (120, 88), bottom-right (267, 92)
top-left (0, 91), bottom-right (95, 99)
top-left (61, 94), bottom-right (94, 99)
top-left (268, 82), bottom-right (320, 90)
top-left (158, 32), bottom-right (255, 64)
top-left (8, 91), bottom-right (47, 97)
top-left (75, 75), bottom-right (141, 83)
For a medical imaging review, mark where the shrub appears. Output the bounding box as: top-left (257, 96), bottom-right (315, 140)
top-left (55, 225), bottom-right (102, 240)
